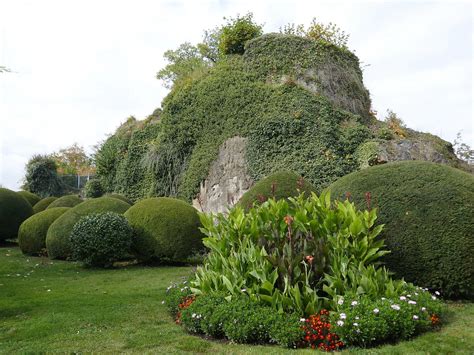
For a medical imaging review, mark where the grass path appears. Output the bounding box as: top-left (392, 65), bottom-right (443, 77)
top-left (0, 246), bottom-right (473, 354)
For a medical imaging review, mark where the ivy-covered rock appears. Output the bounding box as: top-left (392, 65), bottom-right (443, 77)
top-left (32, 197), bottom-right (58, 214)
top-left (0, 188), bottom-right (34, 241)
top-left (46, 197), bottom-right (131, 259)
top-left (124, 197), bottom-right (204, 261)
top-left (329, 161), bottom-right (474, 299)
top-left (238, 170), bottom-right (316, 210)
top-left (18, 207), bottom-right (69, 255)
top-left (46, 195), bottom-right (83, 209)
top-left (17, 190), bottom-right (41, 207)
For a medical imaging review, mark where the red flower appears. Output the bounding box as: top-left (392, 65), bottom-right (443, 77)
top-left (284, 215), bottom-right (294, 225)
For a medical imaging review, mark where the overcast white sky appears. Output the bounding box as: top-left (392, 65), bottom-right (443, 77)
top-left (1, 0), bottom-right (472, 190)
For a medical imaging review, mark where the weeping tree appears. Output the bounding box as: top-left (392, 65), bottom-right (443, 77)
top-left (22, 155), bottom-right (64, 198)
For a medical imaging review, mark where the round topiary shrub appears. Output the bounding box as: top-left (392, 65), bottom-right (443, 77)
top-left (106, 193), bottom-right (133, 205)
top-left (124, 197), bottom-right (204, 261)
top-left (46, 195), bottom-right (83, 209)
top-left (84, 179), bottom-right (104, 198)
top-left (70, 212), bottom-right (133, 267)
top-left (46, 197), bottom-right (131, 260)
top-left (17, 190), bottom-right (41, 207)
top-left (0, 188), bottom-right (34, 241)
top-left (238, 171), bottom-right (316, 211)
top-left (328, 161), bottom-right (474, 299)
top-left (33, 197), bottom-right (58, 214)
top-left (18, 207), bottom-right (70, 255)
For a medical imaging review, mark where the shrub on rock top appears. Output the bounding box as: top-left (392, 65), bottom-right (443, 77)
top-left (0, 188), bottom-right (34, 241)
top-left (70, 212), bottom-right (133, 267)
top-left (46, 197), bottom-right (131, 259)
top-left (18, 207), bottom-right (70, 255)
top-left (124, 197), bottom-right (204, 261)
top-left (329, 161), bottom-right (474, 299)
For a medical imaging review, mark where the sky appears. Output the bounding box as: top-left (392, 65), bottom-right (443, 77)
top-left (0, 0), bottom-right (472, 190)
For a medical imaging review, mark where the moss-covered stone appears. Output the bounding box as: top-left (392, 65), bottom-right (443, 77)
top-left (33, 197), bottom-right (58, 214)
top-left (0, 188), bottom-right (34, 240)
top-left (124, 197), bottom-right (204, 261)
top-left (46, 197), bottom-right (131, 260)
top-left (18, 207), bottom-right (70, 255)
top-left (329, 161), bottom-right (474, 299)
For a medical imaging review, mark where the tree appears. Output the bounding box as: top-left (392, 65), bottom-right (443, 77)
top-left (51, 143), bottom-right (95, 176)
top-left (22, 155), bottom-right (64, 198)
top-left (218, 13), bottom-right (263, 55)
top-left (453, 132), bottom-right (474, 163)
top-left (280, 18), bottom-right (349, 48)
top-left (156, 42), bottom-right (211, 89)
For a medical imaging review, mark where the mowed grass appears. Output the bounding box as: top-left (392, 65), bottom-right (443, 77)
top-left (0, 246), bottom-right (473, 354)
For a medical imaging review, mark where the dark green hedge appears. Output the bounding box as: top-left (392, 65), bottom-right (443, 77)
top-left (17, 190), bottom-right (41, 207)
top-left (124, 197), bottom-right (204, 261)
top-left (46, 197), bottom-right (131, 259)
top-left (18, 207), bottom-right (69, 255)
top-left (0, 188), bottom-right (34, 241)
top-left (33, 197), bottom-right (58, 214)
top-left (328, 161), bottom-right (474, 299)
top-left (238, 170), bottom-right (316, 210)
top-left (46, 195), bottom-right (83, 209)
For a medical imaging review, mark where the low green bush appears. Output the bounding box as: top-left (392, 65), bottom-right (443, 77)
top-left (18, 207), bottom-right (70, 255)
top-left (33, 197), bottom-right (57, 214)
top-left (238, 171), bottom-right (316, 211)
top-left (124, 197), bottom-right (204, 261)
top-left (70, 212), bottom-right (133, 267)
top-left (46, 195), bottom-right (83, 209)
top-left (0, 188), bottom-right (34, 241)
top-left (331, 286), bottom-right (444, 347)
top-left (329, 161), bottom-right (474, 299)
top-left (84, 179), bottom-right (104, 198)
top-left (46, 197), bottom-right (131, 259)
top-left (17, 190), bottom-right (41, 207)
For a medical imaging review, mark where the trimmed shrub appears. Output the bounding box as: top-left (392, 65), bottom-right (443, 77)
top-left (18, 207), bottom-right (70, 255)
top-left (17, 190), bottom-right (41, 207)
top-left (106, 193), bottom-right (133, 205)
top-left (33, 197), bottom-right (57, 214)
top-left (124, 197), bottom-right (204, 261)
top-left (238, 171), bottom-right (316, 211)
top-left (46, 195), bottom-right (83, 209)
top-left (0, 188), bottom-right (34, 241)
top-left (84, 179), bottom-right (104, 198)
top-left (46, 197), bottom-right (131, 259)
top-left (70, 212), bottom-right (133, 267)
top-left (329, 161), bottom-right (474, 299)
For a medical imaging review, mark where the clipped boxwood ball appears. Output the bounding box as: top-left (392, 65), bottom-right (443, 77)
top-left (239, 171), bottom-right (316, 211)
top-left (18, 207), bottom-right (70, 255)
top-left (46, 195), bottom-right (83, 209)
top-left (106, 193), bottom-right (133, 205)
top-left (71, 212), bottom-right (133, 267)
top-left (0, 188), bottom-right (34, 240)
top-left (46, 197), bottom-right (131, 260)
top-left (17, 190), bottom-right (41, 207)
top-left (329, 161), bottom-right (474, 299)
top-left (33, 197), bottom-right (58, 214)
top-left (124, 197), bottom-right (204, 261)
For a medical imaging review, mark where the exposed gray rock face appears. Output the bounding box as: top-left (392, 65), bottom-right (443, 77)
top-left (375, 139), bottom-right (451, 164)
top-left (192, 136), bottom-right (254, 213)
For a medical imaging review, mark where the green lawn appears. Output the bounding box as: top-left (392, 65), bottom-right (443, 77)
top-left (0, 246), bottom-right (473, 354)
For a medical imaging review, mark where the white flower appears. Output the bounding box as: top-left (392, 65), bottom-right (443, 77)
top-left (355, 316), bottom-right (359, 320)
top-left (415, 292), bottom-right (419, 296)
top-left (406, 294), bottom-right (411, 298)
top-left (356, 329), bottom-right (361, 333)
top-left (338, 298), bottom-right (344, 305)
top-left (353, 322), bottom-right (359, 327)
top-left (337, 320), bottom-right (344, 327)
top-left (413, 315), bottom-right (419, 320)
top-left (161, 300), bottom-right (165, 304)
top-left (435, 291), bottom-right (440, 296)
top-left (241, 288), bottom-right (247, 292)
top-left (421, 307), bottom-right (427, 312)
top-left (340, 313), bottom-right (347, 320)
top-left (400, 296), bottom-right (407, 301)
top-left (300, 318), bottom-right (306, 322)
top-left (167, 286), bottom-right (172, 291)
top-left (391, 304), bottom-right (401, 311)
top-left (351, 301), bottom-right (358, 306)
top-left (381, 297), bottom-right (386, 301)
top-left (432, 295), bottom-right (437, 300)
top-left (192, 313), bottom-right (196, 318)
top-left (408, 300), bottom-right (417, 305)
top-left (47, 289), bottom-right (51, 292)
top-left (373, 308), bottom-right (380, 314)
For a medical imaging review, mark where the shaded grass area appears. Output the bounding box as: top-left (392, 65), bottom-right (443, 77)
top-left (0, 246), bottom-right (473, 354)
